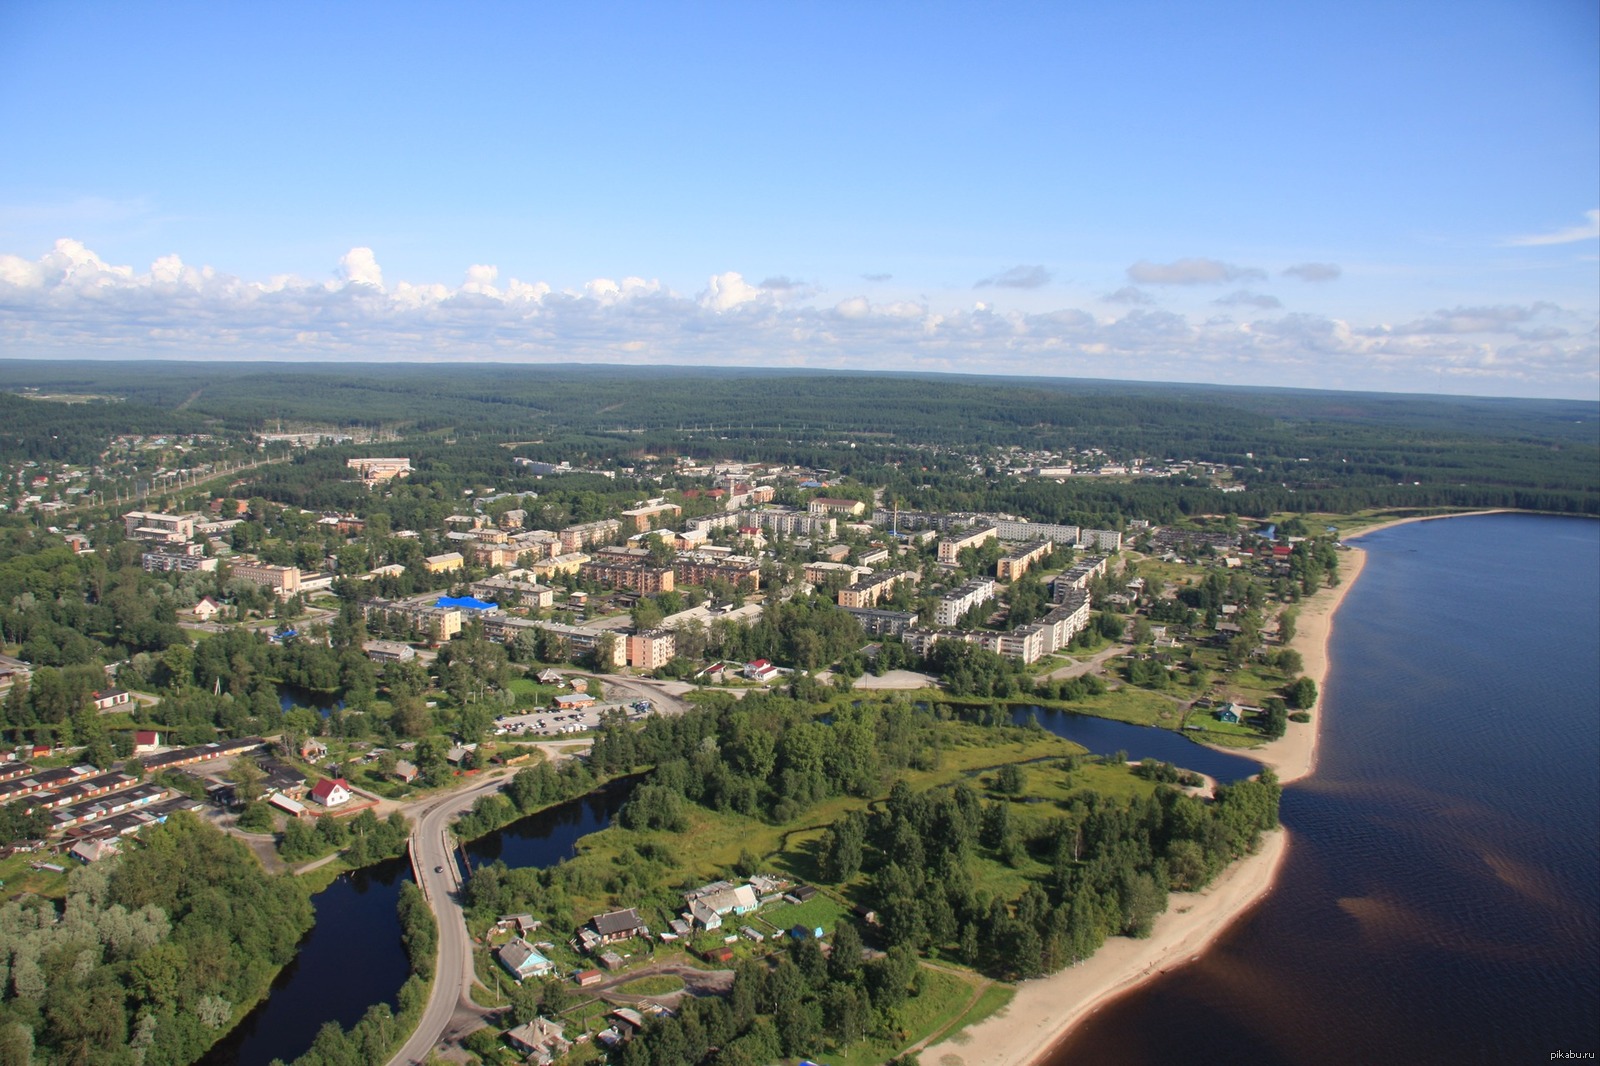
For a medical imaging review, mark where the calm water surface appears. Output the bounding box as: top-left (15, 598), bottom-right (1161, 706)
top-left (203, 781), bottom-right (631, 1065)
top-left (1049, 514), bottom-right (1600, 1065)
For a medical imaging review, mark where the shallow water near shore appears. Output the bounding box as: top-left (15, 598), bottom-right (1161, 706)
top-left (1046, 513), bottom-right (1600, 1065)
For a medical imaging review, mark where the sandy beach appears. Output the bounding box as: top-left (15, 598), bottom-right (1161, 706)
top-left (920, 514), bottom-right (1458, 1066)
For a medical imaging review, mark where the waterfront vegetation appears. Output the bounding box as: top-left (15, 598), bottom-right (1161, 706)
top-left (458, 698), bottom-right (1281, 1063)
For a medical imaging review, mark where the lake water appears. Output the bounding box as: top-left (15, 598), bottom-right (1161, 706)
top-left (1046, 514), bottom-right (1600, 1065)
top-left (1009, 704), bottom-right (1261, 785)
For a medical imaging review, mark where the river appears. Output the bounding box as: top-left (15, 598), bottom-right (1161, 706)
top-left (200, 782), bottom-right (633, 1066)
top-left (1046, 513), bottom-right (1600, 1064)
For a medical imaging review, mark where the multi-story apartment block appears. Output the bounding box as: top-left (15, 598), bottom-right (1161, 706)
top-left (471, 578), bottom-right (555, 610)
top-left (424, 551), bottom-right (465, 574)
top-left (509, 529), bottom-right (563, 558)
top-left (525, 552), bottom-right (588, 580)
top-left (620, 499), bottom-right (683, 531)
top-left (991, 519), bottom-right (1080, 545)
top-left (935, 579), bottom-right (997, 626)
top-left (579, 557), bottom-right (674, 595)
top-left (1053, 556), bottom-right (1108, 599)
top-left (674, 552), bottom-right (762, 590)
top-left (141, 542), bottom-right (218, 573)
top-left (479, 616), bottom-right (626, 668)
top-left (627, 629), bottom-right (676, 671)
top-left (362, 599), bottom-right (463, 642)
top-left (937, 526), bottom-right (999, 565)
top-left (837, 569), bottom-right (917, 609)
top-left (740, 509), bottom-right (836, 540)
top-left (996, 540), bottom-right (1053, 582)
top-left (230, 561), bottom-right (302, 599)
top-left (559, 519), bottom-right (622, 553)
top-left (1078, 528), bottom-right (1124, 551)
top-left (842, 606), bottom-right (918, 638)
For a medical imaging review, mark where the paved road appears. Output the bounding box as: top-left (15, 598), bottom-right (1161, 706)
top-left (386, 770), bottom-right (518, 1066)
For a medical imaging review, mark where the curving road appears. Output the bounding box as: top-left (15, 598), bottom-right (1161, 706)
top-left (386, 770), bottom-right (515, 1066)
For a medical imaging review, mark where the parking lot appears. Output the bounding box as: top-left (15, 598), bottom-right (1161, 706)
top-left (493, 701), bottom-right (650, 738)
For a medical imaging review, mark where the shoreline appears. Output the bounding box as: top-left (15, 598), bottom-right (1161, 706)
top-left (922, 511), bottom-right (1495, 1066)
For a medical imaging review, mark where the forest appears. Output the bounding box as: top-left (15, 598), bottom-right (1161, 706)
top-left (4, 360), bottom-right (1596, 519)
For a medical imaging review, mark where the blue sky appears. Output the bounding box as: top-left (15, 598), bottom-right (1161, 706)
top-left (2, 1), bottom-right (1596, 398)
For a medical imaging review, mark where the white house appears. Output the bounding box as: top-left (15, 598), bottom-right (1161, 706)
top-left (309, 778), bottom-right (351, 807)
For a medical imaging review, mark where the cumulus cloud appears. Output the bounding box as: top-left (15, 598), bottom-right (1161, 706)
top-left (698, 271), bottom-right (764, 311)
top-left (1127, 257), bottom-right (1265, 285)
top-left (1102, 286), bottom-right (1154, 306)
top-left (1506, 209), bottom-right (1600, 246)
top-left (975, 264), bottom-right (1053, 289)
top-left (338, 247), bottom-right (384, 288)
top-left (759, 275), bottom-right (802, 290)
top-left (0, 240), bottom-right (1592, 398)
top-left (1214, 290), bottom-right (1283, 310)
top-left (1282, 262), bottom-right (1342, 282)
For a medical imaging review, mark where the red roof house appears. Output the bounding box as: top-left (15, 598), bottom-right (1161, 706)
top-left (310, 778), bottom-right (352, 807)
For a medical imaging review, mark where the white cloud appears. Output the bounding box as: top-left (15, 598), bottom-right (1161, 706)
top-left (698, 271), bottom-right (764, 311)
top-left (1128, 257), bottom-right (1265, 285)
top-left (0, 240), bottom-right (1592, 399)
top-left (1282, 262), bottom-right (1342, 282)
top-left (975, 264), bottom-right (1053, 289)
top-left (1506, 209), bottom-right (1600, 246)
top-left (338, 247), bottom-right (384, 288)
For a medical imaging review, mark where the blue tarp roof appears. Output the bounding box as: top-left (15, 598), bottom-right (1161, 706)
top-left (436, 596), bottom-right (497, 611)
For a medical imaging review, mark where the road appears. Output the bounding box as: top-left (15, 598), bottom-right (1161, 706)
top-left (387, 769), bottom-right (518, 1066)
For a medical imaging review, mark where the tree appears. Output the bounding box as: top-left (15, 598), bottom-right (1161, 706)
top-left (230, 760), bottom-right (264, 805)
top-left (1284, 675), bottom-right (1318, 709)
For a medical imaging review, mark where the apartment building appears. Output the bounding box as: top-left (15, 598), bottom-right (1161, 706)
top-left (937, 526), bottom-right (999, 565)
top-left (362, 598), bottom-right (463, 642)
top-left (674, 552), bottom-right (762, 591)
top-left (579, 557), bottom-right (674, 595)
top-left (557, 519), bottom-right (622, 553)
top-left (837, 569), bottom-right (917, 609)
top-left (991, 519), bottom-right (1080, 545)
top-left (1053, 556), bottom-right (1109, 599)
top-left (842, 606), bottom-right (918, 638)
top-left (627, 630), bottom-right (676, 671)
top-left (620, 499), bottom-right (683, 531)
top-left (1078, 528), bottom-right (1124, 551)
top-left (142, 543), bottom-right (218, 573)
top-left (424, 551), bottom-right (465, 574)
top-left (479, 615), bottom-right (626, 668)
top-left (996, 540), bottom-right (1052, 582)
top-left (525, 552), bottom-right (588, 580)
top-left (808, 497), bottom-right (866, 518)
top-left (739, 508), bottom-right (836, 540)
top-left (471, 577), bottom-right (555, 610)
top-left (936, 579), bottom-right (997, 626)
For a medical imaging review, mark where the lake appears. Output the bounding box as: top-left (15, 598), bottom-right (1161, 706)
top-left (1046, 514), bottom-right (1600, 1065)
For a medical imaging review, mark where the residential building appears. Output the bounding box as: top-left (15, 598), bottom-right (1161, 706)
top-left (1053, 556), bottom-right (1108, 599)
top-left (581, 908), bottom-right (649, 952)
top-left (505, 1018), bottom-right (570, 1066)
top-left (996, 540), bottom-right (1053, 582)
top-left (837, 569), bottom-right (917, 610)
top-left (936, 579), bottom-right (997, 627)
top-left (991, 518), bottom-right (1080, 544)
top-left (423, 551), bottom-right (464, 574)
top-left (559, 519), bottom-right (622, 552)
top-left (472, 577), bottom-right (555, 610)
top-left (739, 508), bottom-right (836, 539)
top-left (309, 778), bottom-right (352, 807)
top-left (627, 629), bottom-right (676, 671)
top-left (620, 499), bottom-right (682, 531)
top-left (674, 551), bottom-right (761, 590)
top-left (842, 606), bottom-right (918, 637)
top-left (1079, 528), bottom-right (1124, 551)
top-left (580, 557), bottom-right (674, 595)
top-left (525, 552), bottom-right (588, 579)
top-left (91, 689), bottom-right (132, 713)
top-left (937, 526), bottom-right (999, 564)
top-left (497, 937), bottom-right (554, 981)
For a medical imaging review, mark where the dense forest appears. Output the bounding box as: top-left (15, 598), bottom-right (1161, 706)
top-left (0, 815), bottom-right (313, 1066)
top-left (3, 361), bottom-right (1595, 518)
